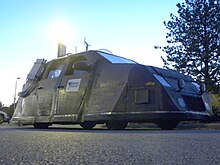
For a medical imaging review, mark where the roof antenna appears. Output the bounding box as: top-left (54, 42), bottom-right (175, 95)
top-left (84, 37), bottom-right (90, 51)
top-left (57, 42), bottom-right (66, 58)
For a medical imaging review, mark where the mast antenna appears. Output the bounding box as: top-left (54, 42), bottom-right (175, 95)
top-left (84, 37), bottom-right (90, 51)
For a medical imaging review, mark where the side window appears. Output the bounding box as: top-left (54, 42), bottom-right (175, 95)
top-left (65, 57), bottom-right (92, 76)
top-left (40, 58), bottom-right (66, 80)
top-left (47, 64), bottom-right (64, 79)
top-left (72, 61), bottom-right (91, 75)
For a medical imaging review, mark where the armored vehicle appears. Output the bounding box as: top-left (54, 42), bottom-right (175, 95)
top-left (11, 50), bottom-right (213, 129)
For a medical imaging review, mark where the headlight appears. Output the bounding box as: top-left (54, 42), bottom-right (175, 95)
top-left (200, 83), bottom-right (206, 93)
top-left (178, 79), bottom-right (185, 89)
top-left (178, 98), bottom-right (186, 108)
top-left (204, 102), bottom-right (211, 111)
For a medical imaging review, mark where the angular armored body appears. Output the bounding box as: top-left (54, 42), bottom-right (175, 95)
top-left (11, 50), bottom-right (213, 129)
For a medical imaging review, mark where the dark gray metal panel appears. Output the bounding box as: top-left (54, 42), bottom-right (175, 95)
top-left (36, 79), bottom-right (57, 116)
top-left (135, 89), bottom-right (150, 104)
top-left (86, 63), bottom-right (132, 115)
top-left (56, 74), bottom-right (90, 116)
top-left (127, 65), bottom-right (160, 112)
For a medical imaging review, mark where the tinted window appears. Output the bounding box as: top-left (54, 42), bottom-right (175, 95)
top-left (153, 74), bottom-right (171, 87)
top-left (65, 56), bottom-right (91, 76)
top-left (47, 64), bottom-right (63, 79)
top-left (98, 52), bottom-right (136, 64)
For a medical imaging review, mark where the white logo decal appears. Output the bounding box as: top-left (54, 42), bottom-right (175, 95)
top-left (66, 79), bottom-right (81, 92)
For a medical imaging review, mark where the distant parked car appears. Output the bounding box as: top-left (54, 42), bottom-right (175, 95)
top-left (0, 111), bottom-right (9, 124)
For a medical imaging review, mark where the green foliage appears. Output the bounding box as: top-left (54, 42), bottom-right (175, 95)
top-left (211, 94), bottom-right (220, 110)
top-left (156, 0), bottom-right (220, 93)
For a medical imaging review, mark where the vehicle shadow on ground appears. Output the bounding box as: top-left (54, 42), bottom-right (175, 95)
top-left (2, 122), bottom-right (219, 134)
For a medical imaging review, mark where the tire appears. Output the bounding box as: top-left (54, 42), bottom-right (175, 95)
top-left (33, 123), bottom-right (50, 129)
top-left (0, 115), bottom-right (4, 124)
top-left (156, 121), bottom-right (179, 130)
top-left (106, 121), bottom-right (128, 130)
top-left (80, 122), bottom-right (96, 129)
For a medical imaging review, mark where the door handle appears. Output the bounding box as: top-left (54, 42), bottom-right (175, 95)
top-left (38, 86), bottom-right (44, 90)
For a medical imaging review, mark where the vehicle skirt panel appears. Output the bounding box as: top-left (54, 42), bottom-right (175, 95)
top-left (84, 111), bottom-right (211, 123)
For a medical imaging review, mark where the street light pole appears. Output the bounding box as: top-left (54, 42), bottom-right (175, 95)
top-left (14, 77), bottom-right (20, 110)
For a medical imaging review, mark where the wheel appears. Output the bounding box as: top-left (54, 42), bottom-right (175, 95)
top-left (156, 121), bottom-right (179, 130)
top-left (33, 123), bottom-right (49, 129)
top-left (0, 115), bottom-right (4, 124)
top-left (80, 122), bottom-right (96, 129)
top-left (106, 121), bottom-right (128, 130)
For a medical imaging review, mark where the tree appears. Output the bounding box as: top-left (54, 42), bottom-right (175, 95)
top-left (155, 0), bottom-right (220, 93)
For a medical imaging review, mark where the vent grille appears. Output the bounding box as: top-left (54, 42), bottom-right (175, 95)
top-left (182, 95), bottom-right (206, 112)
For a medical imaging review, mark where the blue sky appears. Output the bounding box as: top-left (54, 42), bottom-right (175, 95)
top-left (0, 0), bottom-right (183, 106)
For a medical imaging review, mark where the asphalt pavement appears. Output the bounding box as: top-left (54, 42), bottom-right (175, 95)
top-left (0, 123), bottom-right (220, 165)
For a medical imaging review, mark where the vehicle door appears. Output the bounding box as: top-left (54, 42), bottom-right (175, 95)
top-left (56, 56), bottom-right (92, 121)
top-left (36, 58), bottom-right (66, 120)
